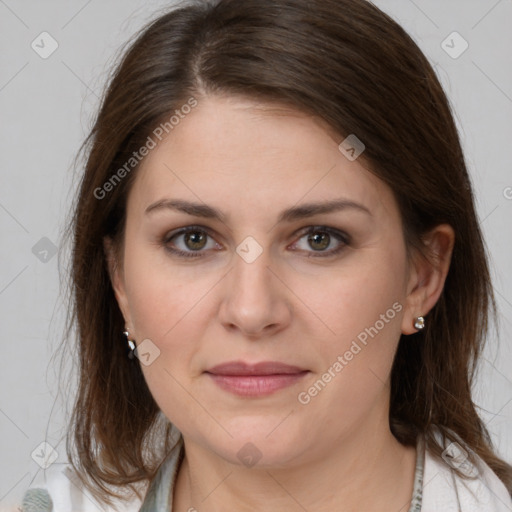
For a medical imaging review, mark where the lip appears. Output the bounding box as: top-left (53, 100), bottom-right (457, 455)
top-left (205, 360), bottom-right (309, 397)
top-left (206, 360), bottom-right (307, 375)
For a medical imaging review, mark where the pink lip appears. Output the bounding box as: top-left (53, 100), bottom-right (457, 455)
top-left (205, 361), bottom-right (309, 397)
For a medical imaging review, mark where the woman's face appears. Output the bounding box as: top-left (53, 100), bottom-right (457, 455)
top-left (108, 94), bottom-right (423, 467)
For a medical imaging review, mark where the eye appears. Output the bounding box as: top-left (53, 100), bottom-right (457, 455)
top-left (290, 226), bottom-right (350, 257)
top-left (163, 226), bottom-right (220, 258)
top-left (162, 225), bottom-right (350, 259)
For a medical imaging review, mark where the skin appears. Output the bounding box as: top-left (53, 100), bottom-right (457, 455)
top-left (105, 94), bottom-right (454, 511)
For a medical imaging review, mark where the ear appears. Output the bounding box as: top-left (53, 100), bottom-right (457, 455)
top-left (401, 224), bottom-right (455, 335)
top-left (103, 236), bottom-right (133, 330)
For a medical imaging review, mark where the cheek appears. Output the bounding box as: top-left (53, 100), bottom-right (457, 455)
top-left (122, 244), bottom-right (218, 379)
top-left (122, 249), bottom-right (209, 427)
top-left (299, 252), bottom-right (407, 417)
top-left (123, 241), bottom-right (195, 337)
top-left (305, 252), bottom-right (406, 350)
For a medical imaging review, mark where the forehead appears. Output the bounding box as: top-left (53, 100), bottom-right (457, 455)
top-left (128, 95), bottom-right (397, 223)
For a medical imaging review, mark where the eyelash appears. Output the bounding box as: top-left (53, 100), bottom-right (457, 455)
top-left (162, 225), bottom-right (350, 259)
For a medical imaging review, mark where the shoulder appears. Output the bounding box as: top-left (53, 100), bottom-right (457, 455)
top-left (422, 426), bottom-right (512, 512)
top-left (17, 463), bottom-right (142, 512)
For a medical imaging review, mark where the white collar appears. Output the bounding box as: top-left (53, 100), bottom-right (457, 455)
top-left (422, 427), bottom-right (512, 511)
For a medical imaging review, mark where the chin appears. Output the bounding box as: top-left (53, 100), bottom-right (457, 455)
top-left (197, 418), bottom-right (309, 468)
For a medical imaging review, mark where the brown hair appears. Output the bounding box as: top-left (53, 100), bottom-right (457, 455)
top-left (62, 0), bottom-right (512, 505)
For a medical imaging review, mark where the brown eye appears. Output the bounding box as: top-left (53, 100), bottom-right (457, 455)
top-left (307, 231), bottom-right (331, 251)
top-left (183, 230), bottom-right (208, 251)
top-left (291, 226), bottom-right (350, 257)
top-left (163, 226), bottom-right (218, 258)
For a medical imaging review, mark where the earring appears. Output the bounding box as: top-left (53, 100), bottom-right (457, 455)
top-left (414, 316), bottom-right (425, 330)
top-left (123, 328), bottom-right (136, 359)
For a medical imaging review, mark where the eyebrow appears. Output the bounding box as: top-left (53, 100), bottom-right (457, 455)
top-left (145, 198), bottom-right (372, 223)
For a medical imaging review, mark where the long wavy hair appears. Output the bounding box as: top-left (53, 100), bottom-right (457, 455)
top-left (61, 0), bottom-right (512, 506)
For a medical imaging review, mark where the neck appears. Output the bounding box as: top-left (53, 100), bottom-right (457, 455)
top-left (173, 408), bottom-right (417, 512)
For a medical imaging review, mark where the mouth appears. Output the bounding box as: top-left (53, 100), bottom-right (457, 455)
top-left (204, 360), bottom-right (310, 397)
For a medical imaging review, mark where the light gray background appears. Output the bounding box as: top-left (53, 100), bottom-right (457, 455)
top-left (1, 0), bottom-right (511, 508)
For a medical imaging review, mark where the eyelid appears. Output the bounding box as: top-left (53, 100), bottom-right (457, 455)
top-left (289, 226), bottom-right (350, 256)
top-left (162, 225), bottom-right (222, 254)
top-left (162, 224), bottom-right (216, 244)
top-left (293, 225), bottom-right (350, 244)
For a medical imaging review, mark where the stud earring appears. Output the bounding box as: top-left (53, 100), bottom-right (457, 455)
top-left (414, 316), bottom-right (425, 330)
top-left (123, 328), bottom-right (136, 359)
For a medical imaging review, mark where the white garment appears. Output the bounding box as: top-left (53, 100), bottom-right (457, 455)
top-left (14, 430), bottom-right (512, 511)
top-left (422, 432), bottom-right (512, 512)
top-left (20, 464), bottom-right (143, 512)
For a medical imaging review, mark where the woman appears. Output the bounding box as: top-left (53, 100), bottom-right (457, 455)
top-left (19, 0), bottom-right (512, 510)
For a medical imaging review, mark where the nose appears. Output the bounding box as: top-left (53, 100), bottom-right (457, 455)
top-left (218, 244), bottom-right (292, 339)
